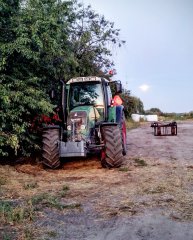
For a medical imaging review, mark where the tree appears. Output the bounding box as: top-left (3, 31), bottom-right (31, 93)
top-left (18, 0), bottom-right (75, 88)
top-left (120, 89), bottom-right (144, 118)
top-left (69, 3), bottom-right (125, 76)
top-left (0, 0), bottom-right (72, 156)
top-left (0, 0), bottom-right (20, 155)
top-left (145, 108), bottom-right (162, 115)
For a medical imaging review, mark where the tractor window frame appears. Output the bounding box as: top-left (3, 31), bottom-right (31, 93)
top-left (106, 85), bottom-right (112, 106)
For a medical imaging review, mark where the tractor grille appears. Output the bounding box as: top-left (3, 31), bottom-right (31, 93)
top-left (67, 111), bottom-right (87, 141)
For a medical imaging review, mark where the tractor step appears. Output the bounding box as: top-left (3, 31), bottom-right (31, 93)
top-left (88, 144), bottom-right (105, 150)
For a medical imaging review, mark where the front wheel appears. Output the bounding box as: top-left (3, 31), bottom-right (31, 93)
top-left (42, 128), bottom-right (60, 169)
top-left (101, 125), bottom-right (124, 168)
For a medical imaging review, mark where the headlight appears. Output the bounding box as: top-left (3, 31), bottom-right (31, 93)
top-left (80, 125), bottom-right (86, 130)
top-left (67, 125), bottom-right (71, 130)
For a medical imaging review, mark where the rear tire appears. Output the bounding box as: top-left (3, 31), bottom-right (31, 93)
top-left (42, 128), bottom-right (60, 169)
top-left (101, 125), bottom-right (124, 168)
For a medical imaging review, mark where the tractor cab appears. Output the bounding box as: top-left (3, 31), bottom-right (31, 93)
top-left (66, 77), bottom-right (113, 121)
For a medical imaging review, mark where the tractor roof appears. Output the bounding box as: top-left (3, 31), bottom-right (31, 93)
top-left (66, 76), bottom-right (108, 84)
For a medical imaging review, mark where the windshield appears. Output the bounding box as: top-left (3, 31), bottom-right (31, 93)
top-left (69, 82), bottom-right (104, 109)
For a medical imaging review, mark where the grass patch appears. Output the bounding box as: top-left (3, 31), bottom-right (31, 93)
top-left (0, 177), bottom-right (7, 186)
top-left (126, 119), bottom-right (140, 130)
top-left (22, 227), bottom-right (35, 240)
top-left (60, 185), bottom-right (70, 197)
top-left (23, 182), bottom-right (38, 190)
top-left (63, 203), bottom-right (82, 209)
top-left (119, 167), bottom-right (130, 172)
top-left (46, 230), bottom-right (58, 238)
top-left (0, 200), bottom-right (34, 224)
top-left (2, 234), bottom-right (11, 240)
top-left (62, 185), bottom-right (70, 191)
top-left (31, 193), bottom-right (64, 210)
top-left (134, 158), bottom-right (147, 167)
top-left (31, 193), bottom-right (82, 211)
top-left (144, 185), bottom-right (166, 194)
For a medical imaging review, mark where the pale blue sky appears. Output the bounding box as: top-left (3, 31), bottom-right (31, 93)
top-left (81, 0), bottom-right (193, 113)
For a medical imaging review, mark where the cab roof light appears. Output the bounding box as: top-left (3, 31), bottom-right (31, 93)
top-left (67, 76), bottom-right (102, 84)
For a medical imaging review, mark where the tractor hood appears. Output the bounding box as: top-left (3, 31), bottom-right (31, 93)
top-left (71, 106), bottom-right (100, 120)
top-left (67, 106), bottom-right (100, 142)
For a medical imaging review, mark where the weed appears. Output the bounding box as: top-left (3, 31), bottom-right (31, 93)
top-left (22, 227), bottom-right (35, 240)
top-left (118, 201), bottom-right (137, 215)
top-left (2, 234), bottom-right (11, 240)
top-left (60, 185), bottom-right (70, 197)
top-left (0, 177), bottom-right (7, 186)
top-left (63, 203), bottom-right (82, 209)
top-left (62, 185), bottom-right (70, 191)
top-left (23, 182), bottom-right (38, 190)
top-left (31, 193), bottom-right (47, 205)
top-left (47, 230), bottom-right (58, 238)
top-left (0, 201), bottom-right (15, 224)
top-left (31, 193), bottom-right (64, 210)
top-left (31, 193), bottom-right (81, 211)
top-left (0, 200), bottom-right (34, 224)
top-left (27, 200), bottom-right (35, 221)
top-left (119, 167), bottom-right (129, 172)
top-left (144, 185), bottom-right (166, 194)
top-left (134, 158), bottom-right (147, 167)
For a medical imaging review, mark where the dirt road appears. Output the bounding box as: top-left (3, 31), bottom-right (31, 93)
top-left (1, 121), bottom-right (193, 240)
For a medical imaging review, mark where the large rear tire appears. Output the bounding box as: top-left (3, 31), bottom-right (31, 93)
top-left (42, 128), bottom-right (60, 169)
top-left (101, 125), bottom-right (124, 168)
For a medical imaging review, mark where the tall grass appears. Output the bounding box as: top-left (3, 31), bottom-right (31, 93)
top-left (0, 200), bottom-right (34, 224)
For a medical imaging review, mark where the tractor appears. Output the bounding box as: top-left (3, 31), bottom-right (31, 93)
top-left (42, 76), bottom-right (127, 169)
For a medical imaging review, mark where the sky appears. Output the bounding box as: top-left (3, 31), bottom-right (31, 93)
top-left (81, 0), bottom-right (193, 113)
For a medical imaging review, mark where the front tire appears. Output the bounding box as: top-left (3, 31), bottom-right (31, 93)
top-left (101, 125), bottom-right (124, 168)
top-left (42, 128), bottom-right (60, 169)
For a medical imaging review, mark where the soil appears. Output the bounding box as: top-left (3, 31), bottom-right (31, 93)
top-left (1, 121), bottom-right (193, 240)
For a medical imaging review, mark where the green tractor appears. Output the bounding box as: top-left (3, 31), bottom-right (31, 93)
top-left (42, 76), bottom-right (127, 169)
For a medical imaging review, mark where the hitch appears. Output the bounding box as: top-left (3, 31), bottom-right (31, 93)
top-left (151, 121), bottom-right (177, 136)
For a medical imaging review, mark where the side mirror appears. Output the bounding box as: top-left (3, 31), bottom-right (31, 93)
top-left (49, 89), bottom-right (55, 100)
top-left (115, 81), bottom-right (122, 94)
